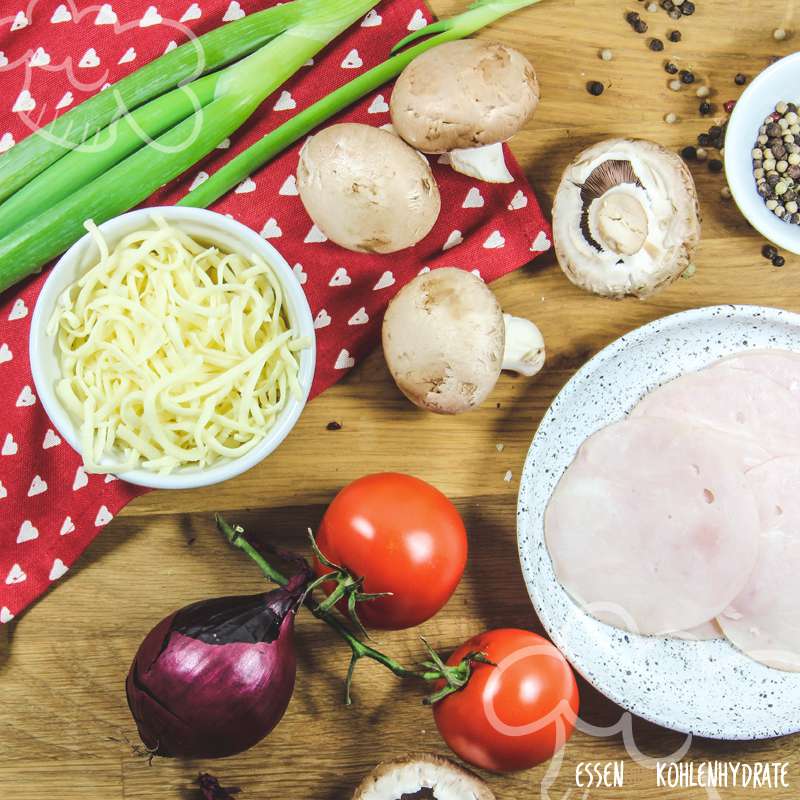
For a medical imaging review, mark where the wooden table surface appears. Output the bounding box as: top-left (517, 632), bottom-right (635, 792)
top-left (4, 1), bottom-right (800, 797)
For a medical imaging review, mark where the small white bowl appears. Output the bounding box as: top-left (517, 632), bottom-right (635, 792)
top-left (726, 53), bottom-right (800, 254)
top-left (30, 207), bottom-right (316, 490)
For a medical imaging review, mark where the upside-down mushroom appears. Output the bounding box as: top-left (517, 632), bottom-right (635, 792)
top-left (352, 753), bottom-right (495, 800)
top-left (381, 268), bottom-right (545, 414)
top-left (552, 138), bottom-right (701, 299)
top-left (390, 40), bottom-right (539, 183)
top-left (296, 123), bottom-right (441, 253)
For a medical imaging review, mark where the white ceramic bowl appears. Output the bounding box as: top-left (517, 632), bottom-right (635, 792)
top-left (726, 53), bottom-right (800, 253)
top-left (30, 207), bottom-right (316, 490)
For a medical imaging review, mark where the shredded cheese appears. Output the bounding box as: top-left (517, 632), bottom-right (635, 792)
top-left (48, 216), bottom-right (307, 475)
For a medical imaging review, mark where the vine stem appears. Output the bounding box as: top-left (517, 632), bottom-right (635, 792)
top-left (215, 515), bottom-right (426, 702)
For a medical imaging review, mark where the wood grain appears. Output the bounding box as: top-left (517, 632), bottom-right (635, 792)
top-left (3, 1), bottom-right (800, 797)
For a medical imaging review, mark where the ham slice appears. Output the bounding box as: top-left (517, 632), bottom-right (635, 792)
top-left (545, 417), bottom-right (761, 636)
top-left (716, 348), bottom-right (800, 394)
top-left (630, 365), bottom-right (800, 462)
top-left (668, 620), bottom-right (722, 641)
top-left (717, 456), bottom-right (800, 672)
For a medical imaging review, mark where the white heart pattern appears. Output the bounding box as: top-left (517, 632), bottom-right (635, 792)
top-left (2, 433), bottom-right (17, 456)
top-left (56, 91), bottom-right (74, 109)
top-left (329, 267), bottom-right (351, 287)
top-left (483, 230), bottom-right (506, 249)
top-left (13, 90), bottom-right (35, 114)
top-left (95, 505), bottom-right (113, 527)
top-left (29, 47), bottom-right (51, 67)
top-left (260, 217), bottom-right (282, 239)
top-left (372, 271), bottom-right (395, 290)
top-left (0, 52), bottom-right (7, 68)
top-left (235, 177), bottom-right (256, 194)
top-left (43, 429), bottom-right (62, 449)
top-left (508, 189), bottom-right (528, 210)
top-left (368, 94), bottom-right (389, 114)
top-left (273, 90), bottom-right (296, 112)
top-left (471, 269), bottom-right (483, 281)
top-left (223, 1), bottom-right (245, 21)
top-left (0, 343), bottom-right (11, 364)
top-left (348, 307), bottom-right (369, 326)
top-left (60, 516), bottom-right (76, 536)
top-left (407, 9), bottom-right (427, 30)
top-left (217, 138), bottom-right (230, 149)
top-left (7, 298), bottom-right (26, 321)
top-left (361, 9), bottom-right (382, 26)
top-left (79, 48), bottom-right (101, 68)
top-left (95, 4), bottom-right (118, 25)
top-left (5, 564), bottom-right (26, 585)
top-left (334, 349), bottom-right (355, 370)
top-left (341, 49), bottom-right (363, 69)
top-left (314, 309), bottom-right (331, 329)
top-left (418, 266), bottom-right (431, 275)
top-left (118, 47), bottom-right (137, 65)
top-left (11, 11), bottom-right (29, 31)
top-left (164, 40), bottom-right (178, 54)
top-left (189, 171), bottom-right (209, 191)
top-left (530, 230), bottom-right (552, 252)
top-left (442, 230), bottom-right (463, 251)
top-left (140, 5), bottom-right (163, 26)
top-left (49, 559), bottom-right (69, 581)
top-left (181, 3), bottom-right (202, 22)
top-left (304, 224), bottom-right (328, 244)
top-left (463, 187), bottom-right (485, 209)
top-left (0, 481), bottom-right (6, 499)
top-left (73, 465), bottom-right (89, 491)
top-left (278, 174), bottom-right (298, 196)
top-left (51, 4), bottom-right (72, 22)
top-left (0, 607), bottom-right (13, 623)
top-left (27, 475), bottom-right (47, 497)
top-left (0, 132), bottom-right (14, 153)
top-left (17, 520), bottom-right (39, 543)
top-left (293, 263), bottom-right (307, 285)
top-left (16, 385), bottom-right (36, 407)
top-left (104, 473), bottom-right (117, 483)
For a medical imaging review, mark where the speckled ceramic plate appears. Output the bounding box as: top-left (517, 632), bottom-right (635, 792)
top-left (517, 305), bottom-right (800, 740)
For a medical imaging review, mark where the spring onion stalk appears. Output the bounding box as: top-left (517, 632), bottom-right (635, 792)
top-left (0, 0), bottom-right (322, 204)
top-left (180, 0), bottom-right (544, 209)
top-left (0, 74), bottom-right (220, 238)
top-left (0, 0), bottom-right (379, 293)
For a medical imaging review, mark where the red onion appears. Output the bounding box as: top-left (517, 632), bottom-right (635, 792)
top-left (126, 572), bottom-right (307, 759)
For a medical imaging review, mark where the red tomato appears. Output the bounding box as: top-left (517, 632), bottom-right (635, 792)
top-left (314, 473), bottom-right (467, 630)
top-left (433, 629), bottom-right (579, 772)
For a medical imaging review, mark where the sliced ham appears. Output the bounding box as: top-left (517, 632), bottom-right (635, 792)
top-left (716, 348), bottom-right (800, 394)
top-left (630, 365), bottom-right (800, 462)
top-left (667, 620), bottom-right (722, 641)
top-left (545, 417), bottom-right (761, 635)
top-left (717, 456), bottom-right (800, 672)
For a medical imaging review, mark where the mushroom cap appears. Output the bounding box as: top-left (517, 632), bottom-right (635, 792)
top-left (352, 753), bottom-right (496, 800)
top-left (296, 122), bottom-right (441, 254)
top-left (552, 138), bottom-right (701, 299)
top-left (389, 40), bottom-right (539, 154)
top-left (382, 268), bottom-right (505, 414)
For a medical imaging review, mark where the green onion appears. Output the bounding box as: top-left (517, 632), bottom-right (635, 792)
top-left (0, 0), bottom-right (321, 204)
top-left (180, 0), bottom-right (543, 209)
top-left (0, 0), bottom-right (379, 293)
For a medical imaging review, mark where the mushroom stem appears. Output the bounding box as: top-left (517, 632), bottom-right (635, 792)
top-left (502, 313), bottom-right (545, 376)
top-left (449, 142), bottom-right (514, 183)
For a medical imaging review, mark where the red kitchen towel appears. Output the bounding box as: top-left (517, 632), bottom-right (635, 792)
top-left (0, 0), bottom-right (551, 623)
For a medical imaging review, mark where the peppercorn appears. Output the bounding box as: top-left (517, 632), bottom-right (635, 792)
top-left (699, 101), bottom-right (712, 115)
top-left (724, 100), bottom-right (737, 114)
top-left (681, 145), bottom-right (697, 160)
top-left (697, 133), bottom-right (710, 146)
top-left (587, 81), bottom-right (605, 96)
top-left (773, 255), bottom-right (786, 267)
top-left (665, 61), bottom-right (679, 74)
top-left (668, 30), bottom-right (681, 42)
top-left (708, 159), bottom-right (723, 173)
top-left (679, 69), bottom-right (695, 84)
top-left (649, 38), bottom-right (664, 51)
top-left (625, 11), bottom-right (640, 24)
top-left (762, 244), bottom-right (778, 260)
top-left (681, 1), bottom-right (695, 14)
top-left (634, 19), bottom-right (648, 32)
top-left (734, 73), bottom-right (747, 85)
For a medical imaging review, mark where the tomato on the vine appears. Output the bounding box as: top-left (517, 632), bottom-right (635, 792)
top-left (433, 629), bottom-right (579, 772)
top-left (313, 473), bottom-right (467, 630)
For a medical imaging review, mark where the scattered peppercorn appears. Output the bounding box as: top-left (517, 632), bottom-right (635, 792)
top-left (668, 30), bottom-right (682, 42)
top-left (587, 81), bottom-right (605, 96)
top-left (600, 48), bottom-right (614, 61)
top-left (696, 85), bottom-right (711, 98)
top-left (682, 1), bottom-right (695, 15)
top-left (697, 133), bottom-right (711, 146)
top-left (734, 73), bottom-right (747, 85)
top-left (326, 421), bottom-right (342, 431)
top-left (773, 255), bottom-right (786, 267)
top-left (699, 101), bottom-right (712, 115)
top-left (679, 69), bottom-right (695, 84)
top-left (681, 145), bottom-right (697, 160)
top-left (762, 244), bottom-right (778, 260)
top-left (774, 28), bottom-right (788, 41)
top-left (649, 38), bottom-right (664, 51)
top-left (708, 159), bottom-right (723, 173)
top-left (664, 111), bottom-right (678, 124)
top-left (665, 61), bottom-right (679, 74)
top-left (724, 99), bottom-right (737, 114)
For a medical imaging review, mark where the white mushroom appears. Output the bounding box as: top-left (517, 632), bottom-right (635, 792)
top-left (296, 122), bottom-right (441, 254)
top-left (352, 753), bottom-right (495, 800)
top-left (552, 138), bottom-right (701, 299)
top-left (382, 268), bottom-right (545, 414)
top-left (390, 40), bottom-right (538, 183)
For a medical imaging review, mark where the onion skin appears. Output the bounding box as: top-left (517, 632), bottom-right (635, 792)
top-left (126, 575), bottom-right (306, 759)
